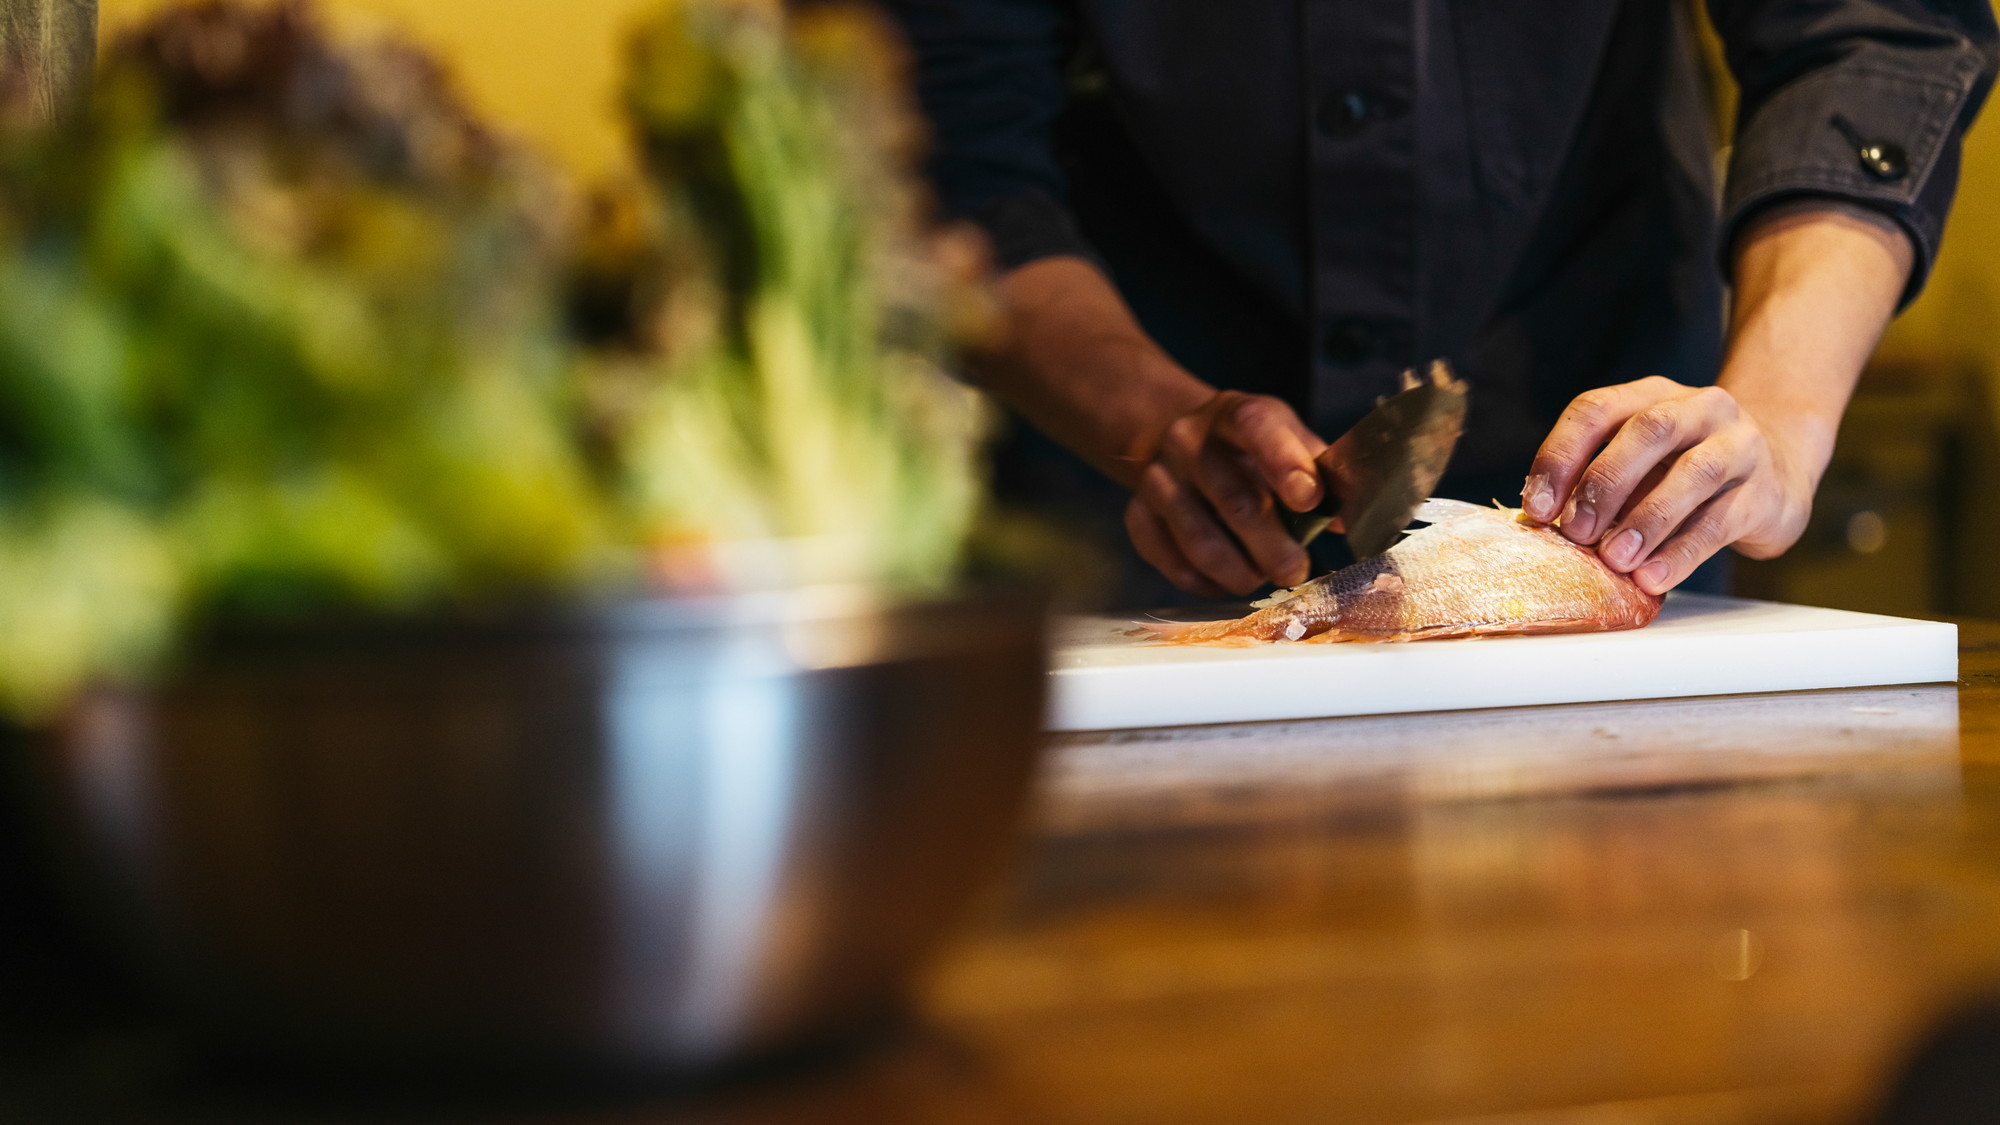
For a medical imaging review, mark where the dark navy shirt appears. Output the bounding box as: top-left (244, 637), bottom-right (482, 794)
top-left (887, 0), bottom-right (1997, 599)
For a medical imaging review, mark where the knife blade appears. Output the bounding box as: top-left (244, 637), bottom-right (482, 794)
top-left (1282, 359), bottom-right (1469, 558)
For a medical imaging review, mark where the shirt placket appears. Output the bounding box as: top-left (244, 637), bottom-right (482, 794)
top-left (1302, 0), bottom-right (1418, 438)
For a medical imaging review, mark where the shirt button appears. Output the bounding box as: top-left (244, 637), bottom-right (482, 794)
top-left (1322, 319), bottom-right (1378, 365)
top-left (1856, 140), bottom-right (1909, 182)
top-left (1830, 113), bottom-right (1909, 182)
top-left (1316, 89), bottom-right (1404, 138)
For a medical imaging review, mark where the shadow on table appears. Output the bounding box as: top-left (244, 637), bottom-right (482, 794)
top-left (1876, 996), bottom-right (2000, 1125)
top-left (2, 757), bottom-right (1002, 1125)
top-left (0, 1001), bottom-right (1028, 1125)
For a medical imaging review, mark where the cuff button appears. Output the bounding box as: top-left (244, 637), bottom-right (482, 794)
top-left (1857, 140), bottom-right (1910, 182)
top-left (1831, 114), bottom-right (1909, 182)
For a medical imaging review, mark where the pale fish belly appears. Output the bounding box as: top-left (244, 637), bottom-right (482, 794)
top-left (1149, 499), bottom-right (1663, 646)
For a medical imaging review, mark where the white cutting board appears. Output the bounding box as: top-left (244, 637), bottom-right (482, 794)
top-left (1047, 593), bottom-right (1958, 732)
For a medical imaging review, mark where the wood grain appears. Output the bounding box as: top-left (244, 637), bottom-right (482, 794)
top-left (15, 625), bottom-right (2000, 1124)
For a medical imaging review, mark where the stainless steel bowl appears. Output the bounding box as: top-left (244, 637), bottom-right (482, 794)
top-left (19, 584), bottom-right (1047, 1075)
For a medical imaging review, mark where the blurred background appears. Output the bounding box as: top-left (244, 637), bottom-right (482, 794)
top-left (93, 0), bottom-right (2000, 620)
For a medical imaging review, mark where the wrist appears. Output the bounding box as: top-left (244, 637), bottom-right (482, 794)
top-left (1718, 378), bottom-right (1838, 493)
top-left (1717, 203), bottom-right (1911, 502)
top-left (991, 257), bottom-right (1216, 487)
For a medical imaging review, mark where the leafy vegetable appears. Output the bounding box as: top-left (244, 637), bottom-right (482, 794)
top-left (0, 0), bottom-right (991, 720)
top-left (604, 0), bottom-right (991, 588)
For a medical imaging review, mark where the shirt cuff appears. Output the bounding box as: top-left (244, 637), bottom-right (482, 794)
top-left (1720, 46), bottom-right (1991, 311)
top-left (970, 190), bottom-right (1103, 272)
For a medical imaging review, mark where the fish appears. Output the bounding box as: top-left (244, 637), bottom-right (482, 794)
top-left (1147, 498), bottom-right (1662, 646)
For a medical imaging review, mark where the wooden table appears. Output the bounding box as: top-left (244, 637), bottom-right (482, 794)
top-left (12, 623), bottom-right (2000, 1124)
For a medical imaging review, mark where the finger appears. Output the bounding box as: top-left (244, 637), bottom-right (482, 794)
top-left (1522, 376), bottom-right (1683, 525)
top-left (1136, 462), bottom-right (1264, 595)
top-left (1560, 385), bottom-right (1737, 545)
top-left (1125, 499), bottom-right (1229, 598)
top-left (1593, 429), bottom-right (1754, 572)
top-left (1212, 394), bottom-right (1326, 512)
top-left (1627, 490), bottom-right (1748, 596)
top-left (1185, 448), bottom-right (1312, 587)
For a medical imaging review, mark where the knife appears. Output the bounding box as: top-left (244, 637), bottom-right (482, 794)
top-left (1282, 359), bottom-right (1469, 558)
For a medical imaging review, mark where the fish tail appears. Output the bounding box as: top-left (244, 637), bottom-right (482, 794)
top-left (1141, 589), bottom-right (1342, 645)
top-left (1138, 618), bottom-right (1262, 645)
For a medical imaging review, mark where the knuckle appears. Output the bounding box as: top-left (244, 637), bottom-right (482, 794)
top-left (1566, 391), bottom-right (1612, 427)
top-left (1682, 511), bottom-right (1733, 550)
top-left (1656, 532), bottom-right (1711, 570)
top-left (1620, 503), bottom-right (1668, 540)
top-left (1694, 384), bottom-right (1737, 413)
top-left (1577, 466), bottom-right (1619, 502)
top-left (1627, 404), bottom-right (1679, 445)
top-left (1648, 540), bottom-right (1696, 568)
top-left (1529, 443), bottom-right (1575, 471)
top-left (1161, 418), bottom-right (1202, 459)
top-left (1227, 394), bottom-right (1276, 425)
top-left (1678, 448), bottom-right (1730, 490)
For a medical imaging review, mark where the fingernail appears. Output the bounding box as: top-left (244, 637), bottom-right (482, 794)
top-left (1636, 560), bottom-right (1671, 591)
top-left (1564, 496), bottom-right (1597, 541)
top-left (1522, 474), bottom-right (1554, 521)
top-left (1285, 470), bottom-right (1320, 510)
top-left (1605, 528), bottom-right (1642, 568)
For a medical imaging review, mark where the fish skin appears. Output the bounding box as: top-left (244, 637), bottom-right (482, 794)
top-left (1149, 498), bottom-right (1662, 646)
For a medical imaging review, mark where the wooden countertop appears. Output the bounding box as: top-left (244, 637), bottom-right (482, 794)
top-left (16, 623), bottom-right (2000, 1124)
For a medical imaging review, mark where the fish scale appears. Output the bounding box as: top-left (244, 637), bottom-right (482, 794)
top-left (1152, 499), bottom-right (1662, 645)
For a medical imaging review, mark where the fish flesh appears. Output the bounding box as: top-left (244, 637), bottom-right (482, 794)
top-left (1149, 499), bottom-right (1662, 645)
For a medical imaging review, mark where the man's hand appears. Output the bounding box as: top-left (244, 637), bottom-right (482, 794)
top-left (976, 257), bottom-right (1327, 597)
top-left (1521, 201), bottom-right (1916, 595)
top-left (1125, 391), bottom-right (1325, 597)
top-left (1521, 378), bottom-right (1814, 594)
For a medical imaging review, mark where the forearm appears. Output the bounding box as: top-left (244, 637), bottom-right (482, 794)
top-left (1717, 201), bottom-right (1915, 495)
top-left (975, 256), bottom-right (1215, 488)
top-left (1524, 199), bottom-right (1918, 590)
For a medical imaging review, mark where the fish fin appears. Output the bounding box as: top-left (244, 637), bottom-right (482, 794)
top-left (1140, 620), bottom-right (1265, 646)
top-left (1250, 585), bottom-right (1309, 610)
top-left (1410, 498), bottom-right (1486, 525)
top-left (1135, 618), bottom-right (1254, 645)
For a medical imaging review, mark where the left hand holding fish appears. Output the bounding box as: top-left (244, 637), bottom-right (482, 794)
top-left (1520, 200), bottom-right (1916, 596)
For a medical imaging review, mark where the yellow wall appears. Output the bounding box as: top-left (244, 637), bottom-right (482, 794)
top-left (99, 0), bottom-right (646, 176)
top-left (1881, 117), bottom-right (2000, 374)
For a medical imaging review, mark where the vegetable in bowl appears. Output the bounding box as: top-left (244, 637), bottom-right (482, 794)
top-left (0, 0), bottom-right (993, 721)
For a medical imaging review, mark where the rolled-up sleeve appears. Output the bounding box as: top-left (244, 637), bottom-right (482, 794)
top-left (884, 0), bottom-right (1097, 269)
top-left (1709, 0), bottom-right (1999, 307)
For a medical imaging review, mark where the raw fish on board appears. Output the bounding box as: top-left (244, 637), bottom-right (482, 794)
top-left (1148, 499), bottom-right (1662, 645)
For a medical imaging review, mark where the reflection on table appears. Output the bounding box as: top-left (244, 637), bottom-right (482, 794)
top-left (8, 626), bottom-right (2000, 1125)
